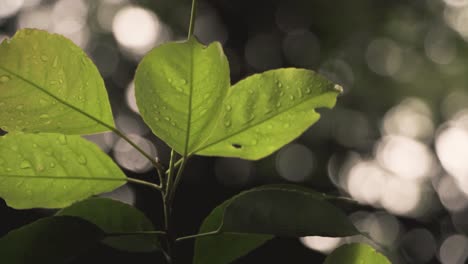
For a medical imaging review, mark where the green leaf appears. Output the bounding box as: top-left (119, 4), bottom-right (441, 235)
top-left (0, 216), bottom-right (104, 264)
top-left (324, 243), bottom-right (391, 264)
top-left (135, 37), bottom-right (230, 156)
top-left (195, 68), bottom-right (342, 160)
top-left (0, 133), bottom-right (126, 209)
top-left (0, 29), bottom-right (114, 135)
top-left (57, 198), bottom-right (160, 252)
top-left (194, 185), bottom-right (358, 264)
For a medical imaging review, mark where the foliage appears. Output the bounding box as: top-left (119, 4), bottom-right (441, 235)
top-left (0, 3), bottom-right (391, 263)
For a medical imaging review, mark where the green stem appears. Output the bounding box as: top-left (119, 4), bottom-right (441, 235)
top-left (187, 0), bottom-right (198, 39)
top-left (175, 231), bottom-right (219, 243)
top-left (126, 177), bottom-right (162, 191)
top-left (167, 157), bottom-right (189, 206)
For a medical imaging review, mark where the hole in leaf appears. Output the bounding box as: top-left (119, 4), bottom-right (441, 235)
top-left (232, 144), bottom-right (242, 149)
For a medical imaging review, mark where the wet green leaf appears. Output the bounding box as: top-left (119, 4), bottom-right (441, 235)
top-left (0, 133), bottom-right (126, 209)
top-left (0, 29), bottom-right (114, 135)
top-left (135, 37), bottom-right (230, 156)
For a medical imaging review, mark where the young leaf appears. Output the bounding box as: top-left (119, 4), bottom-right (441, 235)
top-left (57, 198), bottom-right (160, 252)
top-left (135, 37), bottom-right (230, 156)
top-left (324, 243), bottom-right (391, 264)
top-left (194, 185), bottom-right (358, 264)
top-left (0, 216), bottom-right (104, 264)
top-left (0, 29), bottom-right (114, 135)
top-left (195, 68), bottom-right (342, 160)
top-left (0, 133), bottom-right (126, 209)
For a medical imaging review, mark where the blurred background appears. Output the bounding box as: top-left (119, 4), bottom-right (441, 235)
top-left (2, 0), bottom-right (468, 263)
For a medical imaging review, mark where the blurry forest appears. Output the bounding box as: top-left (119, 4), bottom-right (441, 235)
top-left (2, 0), bottom-right (468, 263)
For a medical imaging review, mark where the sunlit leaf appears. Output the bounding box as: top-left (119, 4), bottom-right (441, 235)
top-left (0, 216), bottom-right (104, 264)
top-left (58, 198), bottom-right (160, 252)
top-left (324, 243), bottom-right (391, 264)
top-left (0, 29), bottom-right (114, 135)
top-left (135, 37), bottom-right (230, 156)
top-left (0, 133), bottom-right (126, 209)
top-left (195, 68), bottom-right (342, 160)
top-left (194, 185), bottom-right (358, 264)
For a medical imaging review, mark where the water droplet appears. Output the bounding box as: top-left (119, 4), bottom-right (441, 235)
top-left (32, 143), bottom-right (38, 148)
top-left (40, 55), bottom-right (48, 62)
top-left (305, 88), bottom-right (311, 94)
top-left (50, 162), bottom-right (56, 168)
top-left (170, 121), bottom-right (176, 126)
top-left (0, 75), bottom-right (10, 83)
top-left (36, 164), bottom-right (45, 172)
top-left (248, 89), bottom-right (254, 94)
top-left (267, 124), bottom-right (273, 129)
top-left (276, 102), bottom-right (282, 107)
top-left (181, 79), bottom-right (187, 85)
top-left (164, 116), bottom-right (171, 121)
top-left (225, 105), bottom-right (232, 112)
top-left (333, 84), bottom-right (344, 93)
top-left (6, 168), bottom-right (12, 172)
top-left (58, 79), bottom-right (63, 84)
top-left (20, 160), bottom-right (32, 169)
top-left (277, 82), bottom-right (283, 88)
top-left (39, 114), bottom-right (49, 119)
top-left (52, 57), bottom-right (58, 68)
top-left (16, 105), bottom-right (24, 110)
top-left (168, 78), bottom-right (173, 83)
top-left (78, 155), bottom-right (87, 165)
top-left (10, 145), bottom-right (18, 151)
top-left (39, 98), bottom-right (48, 105)
top-left (154, 116), bottom-right (160, 121)
top-left (289, 95), bottom-right (295, 100)
top-left (224, 120), bottom-right (231, 127)
top-left (279, 91), bottom-right (284, 97)
top-left (58, 135), bottom-right (67, 145)
top-left (251, 139), bottom-right (258, 145)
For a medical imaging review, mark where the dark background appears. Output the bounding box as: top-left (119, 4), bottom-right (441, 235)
top-left (1, 0), bottom-right (468, 263)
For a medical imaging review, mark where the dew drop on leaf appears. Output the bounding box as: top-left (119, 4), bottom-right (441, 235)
top-left (16, 105), bottom-right (24, 110)
top-left (58, 135), bottom-right (67, 145)
top-left (50, 162), bottom-right (56, 168)
top-left (305, 87), bottom-right (311, 94)
top-left (276, 102), bottom-right (282, 107)
top-left (20, 160), bottom-right (32, 169)
top-left (78, 155), bottom-right (87, 165)
top-left (39, 114), bottom-right (49, 119)
top-left (225, 105), bottom-right (232, 111)
top-left (224, 120), bottom-right (231, 127)
top-left (0, 75), bottom-right (11, 83)
top-left (40, 55), bottom-right (48, 62)
top-left (164, 116), bottom-right (171, 121)
top-left (289, 95), bottom-right (295, 100)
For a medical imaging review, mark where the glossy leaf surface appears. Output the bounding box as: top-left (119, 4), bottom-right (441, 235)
top-left (194, 185), bottom-right (358, 264)
top-left (58, 198), bottom-right (159, 252)
top-left (0, 134), bottom-right (126, 209)
top-left (135, 37), bottom-right (230, 155)
top-left (196, 68), bottom-right (342, 159)
top-left (0, 29), bottom-right (114, 135)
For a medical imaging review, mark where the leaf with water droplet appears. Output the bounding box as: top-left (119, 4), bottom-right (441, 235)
top-left (135, 37), bottom-right (230, 155)
top-left (194, 68), bottom-right (341, 160)
top-left (0, 29), bottom-right (114, 135)
top-left (0, 133), bottom-right (126, 209)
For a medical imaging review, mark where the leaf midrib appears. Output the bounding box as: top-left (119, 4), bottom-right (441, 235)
top-left (191, 91), bottom-right (334, 154)
top-left (0, 65), bottom-right (114, 132)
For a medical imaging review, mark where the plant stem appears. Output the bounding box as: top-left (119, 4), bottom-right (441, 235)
top-left (126, 177), bottom-right (162, 191)
top-left (175, 230), bottom-right (219, 243)
top-left (187, 0), bottom-right (198, 39)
